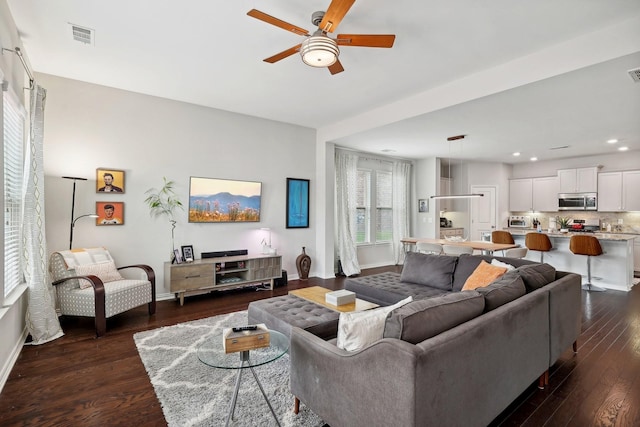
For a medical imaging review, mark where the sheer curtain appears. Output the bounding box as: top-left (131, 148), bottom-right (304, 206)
top-left (392, 161), bottom-right (411, 264)
top-left (334, 151), bottom-right (361, 276)
top-left (24, 85), bottom-right (63, 345)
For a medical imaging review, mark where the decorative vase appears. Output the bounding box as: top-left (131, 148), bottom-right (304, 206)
top-left (296, 247), bottom-right (311, 280)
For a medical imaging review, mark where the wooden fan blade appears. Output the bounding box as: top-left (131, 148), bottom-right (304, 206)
top-left (319, 0), bottom-right (355, 33)
top-left (328, 60), bottom-right (345, 75)
top-left (263, 44), bottom-right (301, 63)
top-left (336, 34), bottom-right (396, 48)
top-left (247, 9), bottom-right (310, 36)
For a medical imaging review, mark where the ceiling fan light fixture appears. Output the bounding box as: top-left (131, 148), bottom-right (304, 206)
top-left (300, 34), bottom-right (339, 67)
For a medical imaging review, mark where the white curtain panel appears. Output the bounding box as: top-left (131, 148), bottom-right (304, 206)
top-left (334, 151), bottom-right (361, 277)
top-left (24, 85), bottom-right (64, 345)
top-left (392, 161), bottom-right (411, 264)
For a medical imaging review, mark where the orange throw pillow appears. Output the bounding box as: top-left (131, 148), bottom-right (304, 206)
top-left (462, 260), bottom-right (508, 291)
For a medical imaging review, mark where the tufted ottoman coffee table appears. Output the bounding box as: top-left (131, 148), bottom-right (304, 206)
top-left (248, 294), bottom-right (341, 340)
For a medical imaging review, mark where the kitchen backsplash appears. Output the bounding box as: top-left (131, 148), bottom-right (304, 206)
top-left (509, 211), bottom-right (640, 234)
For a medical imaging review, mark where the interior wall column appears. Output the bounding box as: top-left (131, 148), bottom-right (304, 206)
top-left (314, 138), bottom-right (336, 279)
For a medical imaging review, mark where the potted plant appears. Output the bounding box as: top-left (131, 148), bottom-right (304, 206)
top-left (557, 216), bottom-right (571, 232)
top-left (145, 178), bottom-right (184, 260)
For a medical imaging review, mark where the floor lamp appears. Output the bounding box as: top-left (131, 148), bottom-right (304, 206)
top-left (63, 176), bottom-right (96, 249)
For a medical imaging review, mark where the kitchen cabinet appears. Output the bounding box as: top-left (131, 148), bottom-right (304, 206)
top-left (558, 167), bottom-right (598, 193)
top-left (509, 178), bottom-right (532, 211)
top-left (439, 178), bottom-right (452, 212)
top-left (440, 228), bottom-right (464, 239)
top-left (597, 170), bottom-right (640, 211)
top-left (509, 177), bottom-right (558, 212)
top-left (532, 176), bottom-right (559, 212)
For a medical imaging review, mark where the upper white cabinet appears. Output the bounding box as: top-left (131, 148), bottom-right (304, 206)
top-left (532, 176), bottom-right (559, 212)
top-left (509, 177), bottom-right (558, 212)
top-left (509, 178), bottom-right (533, 211)
top-left (558, 167), bottom-right (598, 193)
top-left (598, 170), bottom-right (640, 211)
top-left (440, 178), bottom-right (452, 212)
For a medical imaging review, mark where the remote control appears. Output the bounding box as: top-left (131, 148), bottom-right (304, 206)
top-left (232, 325), bottom-right (258, 332)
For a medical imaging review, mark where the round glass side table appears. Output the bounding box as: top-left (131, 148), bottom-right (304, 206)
top-left (197, 328), bottom-right (289, 427)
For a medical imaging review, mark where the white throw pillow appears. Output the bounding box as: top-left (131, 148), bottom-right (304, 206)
top-left (74, 260), bottom-right (124, 289)
top-left (336, 296), bottom-right (413, 351)
top-left (491, 259), bottom-right (516, 271)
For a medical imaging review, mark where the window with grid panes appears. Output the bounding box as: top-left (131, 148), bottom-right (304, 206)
top-left (3, 90), bottom-right (25, 301)
top-left (356, 167), bottom-right (393, 244)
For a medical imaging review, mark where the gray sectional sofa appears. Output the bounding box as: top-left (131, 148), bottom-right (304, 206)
top-left (290, 252), bottom-right (582, 427)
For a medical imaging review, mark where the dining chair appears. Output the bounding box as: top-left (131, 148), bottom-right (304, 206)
top-left (442, 245), bottom-right (474, 256)
top-left (416, 242), bottom-right (443, 255)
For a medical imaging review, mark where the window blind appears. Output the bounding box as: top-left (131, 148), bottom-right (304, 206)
top-left (3, 91), bottom-right (25, 300)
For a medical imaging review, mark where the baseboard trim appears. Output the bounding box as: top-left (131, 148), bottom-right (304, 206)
top-left (0, 325), bottom-right (28, 394)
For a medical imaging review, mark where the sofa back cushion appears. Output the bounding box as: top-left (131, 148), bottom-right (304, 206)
top-left (516, 263), bottom-right (556, 292)
top-left (383, 291), bottom-right (485, 344)
top-left (474, 271), bottom-right (526, 312)
top-left (451, 254), bottom-right (493, 291)
top-left (400, 252), bottom-right (458, 291)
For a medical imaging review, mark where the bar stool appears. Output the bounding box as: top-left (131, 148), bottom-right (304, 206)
top-left (525, 233), bottom-right (552, 263)
top-left (492, 230), bottom-right (516, 256)
top-left (569, 235), bottom-right (605, 292)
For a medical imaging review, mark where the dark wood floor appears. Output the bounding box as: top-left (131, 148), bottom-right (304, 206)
top-left (1, 266), bottom-right (639, 426)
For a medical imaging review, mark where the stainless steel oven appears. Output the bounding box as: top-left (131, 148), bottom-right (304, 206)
top-left (558, 193), bottom-right (597, 211)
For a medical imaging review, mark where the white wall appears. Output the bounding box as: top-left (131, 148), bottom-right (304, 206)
top-left (413, 157), bottom-right (439, 239)
top-left (37, 73), bottom-right (317, 296)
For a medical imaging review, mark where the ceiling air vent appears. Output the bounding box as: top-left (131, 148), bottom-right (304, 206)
top-left (628, 67), bottom-right (640, 83)
top-left (69, 24), bottom-right (94, 45)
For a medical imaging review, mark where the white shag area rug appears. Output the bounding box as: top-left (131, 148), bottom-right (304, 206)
top-left (133, 311), bottom-right (325, 427)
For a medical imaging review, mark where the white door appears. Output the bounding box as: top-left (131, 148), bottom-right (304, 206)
top-left (470, 186), bottom-right (496, 241)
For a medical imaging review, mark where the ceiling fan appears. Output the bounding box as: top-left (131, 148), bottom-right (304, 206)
top-left (247, 0), bottom-right (396, 75)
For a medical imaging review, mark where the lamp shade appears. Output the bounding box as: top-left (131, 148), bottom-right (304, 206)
top-left (300, 34), bottom-right (339, 67)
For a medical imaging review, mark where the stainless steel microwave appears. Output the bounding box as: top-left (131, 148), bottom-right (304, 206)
top-left (558, 193), bottom-right (597, 211)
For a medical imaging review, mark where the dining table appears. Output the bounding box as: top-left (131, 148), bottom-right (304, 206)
top-left (401, 237), bottom-right (518, 254)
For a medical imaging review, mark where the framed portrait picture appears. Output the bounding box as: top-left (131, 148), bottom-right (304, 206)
top-left (96, 168), bottom-right (125, 193)
top-left (173, 249), bottom-right (183, 264)
top-left (286, 178), bottom-right (310, 228)
top-left (181, 245), bottom-right (194, 262)
top-left (96, 201), bottom-right (124, 225)
top-left (418, 199), bottom-right (429, 213)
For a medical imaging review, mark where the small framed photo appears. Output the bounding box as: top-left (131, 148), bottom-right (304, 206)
top-left (96, 168), bottom-right (125, 193)
top-left (286, 178), bottom-right (310, 228)
top-left (96, 201), bottom-right (124, 225)
top-left (173, 249), bottom-right (183, 264)
top-left (418, 199), bottom-right (429, 213)
top-left (181, 245), bottom-right (194, 263)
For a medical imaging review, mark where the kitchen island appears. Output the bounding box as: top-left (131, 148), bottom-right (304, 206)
top-left (507, 229), bottom-right (637, 292)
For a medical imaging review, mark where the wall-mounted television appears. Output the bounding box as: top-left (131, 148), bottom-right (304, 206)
top-left (189, 177), bottom-right (262, 223)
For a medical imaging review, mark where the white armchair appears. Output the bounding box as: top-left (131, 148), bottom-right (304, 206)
top-left (49, 247), bottom-right (156, 337)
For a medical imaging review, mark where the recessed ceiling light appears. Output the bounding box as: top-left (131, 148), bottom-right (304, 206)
top-left (530, 157), bottom-right (538, 161)
top-left (381, 149), bottom-right (396, 153)
top-left (512, 152), bottom-right (521, 156)
top-left (618, 146), bottom-right (629, 151)
top-left (607, 139), bottom-right (618, 144)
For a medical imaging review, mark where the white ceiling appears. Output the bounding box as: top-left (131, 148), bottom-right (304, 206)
top-left (5, 0), bottom-right (640, 163)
